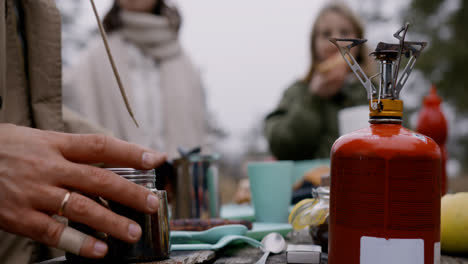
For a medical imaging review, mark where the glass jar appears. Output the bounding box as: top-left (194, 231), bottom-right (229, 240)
top-left (309, 187), bottom-right (329, 253)
top-left (66, 168), bottom-right (170, 263)
top-left (289, 187), bottom-right (330, 228)
top-left (289, 187), bottom-right (329, 252)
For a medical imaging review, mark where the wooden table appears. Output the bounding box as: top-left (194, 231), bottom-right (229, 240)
top-left (39, 246), bottom-right (468, 264)
top-left (213, 245), bottom-right (468, 264)
top-left (38, 251), bottom-right (216, 264)
top-left (38, 228), bottom-right (468, 264)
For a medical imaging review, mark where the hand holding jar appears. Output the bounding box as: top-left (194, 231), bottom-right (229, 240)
top-left (0, 124), bottom-right (166, 259)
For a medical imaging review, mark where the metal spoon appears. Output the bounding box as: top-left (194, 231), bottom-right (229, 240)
top-left (255, 232), bottom-right (287, 264)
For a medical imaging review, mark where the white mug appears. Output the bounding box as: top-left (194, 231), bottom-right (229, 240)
top-left (338, 105), bottom-right (369, 136)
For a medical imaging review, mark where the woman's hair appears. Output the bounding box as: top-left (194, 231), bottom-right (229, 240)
top-left (304, 3), bottom-right (374, 83)
top-left (103, 0), bottom-right (182, 33)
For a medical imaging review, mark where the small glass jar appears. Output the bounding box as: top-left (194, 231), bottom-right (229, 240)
top-left (308, 187), bottom-right (329, 253)
top-left (289, 187), bottom-right (330, 228)
top-left (67, 168), bottom-right (170, 263)
top-left (289, 187), bottom-right (330, 251)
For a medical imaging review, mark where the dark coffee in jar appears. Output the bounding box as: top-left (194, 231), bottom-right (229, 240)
top-left (66, 169), bottom-right (170, 263)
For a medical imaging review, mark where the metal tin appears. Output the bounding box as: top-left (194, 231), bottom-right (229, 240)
top-left (172, 154), bottom-right (220, 219)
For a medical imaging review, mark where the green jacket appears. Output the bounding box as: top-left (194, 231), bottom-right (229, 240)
top-left (264, 78), bottom-right (368, 160)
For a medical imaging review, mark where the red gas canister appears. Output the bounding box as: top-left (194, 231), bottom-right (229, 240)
top-left (416, 85), bottom-right (448, 195)
top-left (328, 25), bottom-right (441, 264)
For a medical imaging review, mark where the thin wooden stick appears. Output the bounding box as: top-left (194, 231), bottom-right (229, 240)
top-left (89, 0), bottom-right (139, 127)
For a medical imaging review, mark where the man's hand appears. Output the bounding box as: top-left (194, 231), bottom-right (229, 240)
top-left (0, 124), bottom-right (166, 258)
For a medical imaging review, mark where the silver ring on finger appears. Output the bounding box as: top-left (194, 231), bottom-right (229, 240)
top-left (58, 192), bottom-right (71, 216)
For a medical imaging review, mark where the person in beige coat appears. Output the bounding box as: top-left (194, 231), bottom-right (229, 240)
top-left (0, 0), bottom-right (166, 263)
top-left (63, 0), bottom-right (207, 160)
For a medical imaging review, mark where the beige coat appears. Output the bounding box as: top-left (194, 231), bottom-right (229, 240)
top-left (0, 0), bottom-right (63, 131)
top-left (0, 0), bottom-right (108, 263)
top-left (0, 0), bottom-right (64, 262)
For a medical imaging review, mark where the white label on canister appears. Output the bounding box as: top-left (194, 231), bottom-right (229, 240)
top-left (434, 242), bottom-right (441, 264)
top-left (360, 236), bottom-right (424, 264)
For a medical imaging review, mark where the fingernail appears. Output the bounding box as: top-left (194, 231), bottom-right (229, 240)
top-left (128, 223), bottom-right (141, 239)
top-left (147, 194), bottom-right (159, 212)
top-left (142, 152), bottom-right (157, 168)
top-left (93, 241), bottom-right (108, 256)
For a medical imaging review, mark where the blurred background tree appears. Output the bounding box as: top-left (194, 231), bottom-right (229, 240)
top-left (403, 0), bottom-right (468, 170)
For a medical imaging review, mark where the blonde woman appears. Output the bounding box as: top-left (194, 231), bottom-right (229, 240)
top-left (265, 3), bottom-right (374, 161)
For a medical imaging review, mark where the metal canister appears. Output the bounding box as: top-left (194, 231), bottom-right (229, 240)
top-left (328, 25), bottom-right (441, 264)
top-left (172, 154), bottom-right (220, 219)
